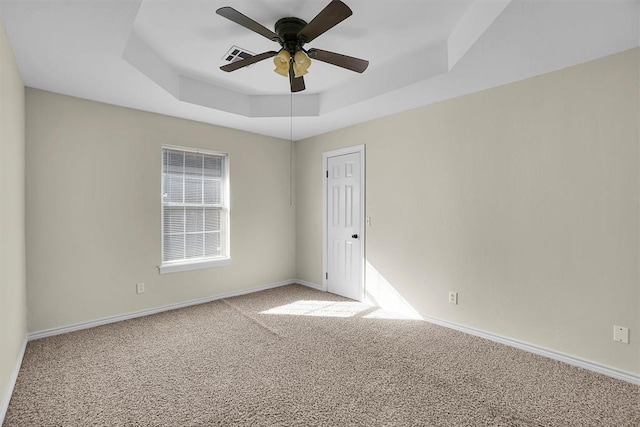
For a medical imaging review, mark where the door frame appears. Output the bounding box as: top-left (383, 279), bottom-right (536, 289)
top-left (322, 144), bottom-right (366, 301)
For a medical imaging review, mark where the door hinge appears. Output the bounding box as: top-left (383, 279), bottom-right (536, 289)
top-left (325, 272), bottom-right (328, 280)
top-left (326, 171), bottom-right (328, 178)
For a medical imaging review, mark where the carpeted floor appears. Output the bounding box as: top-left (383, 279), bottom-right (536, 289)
top-left (4, 284), bottom-right (639, 426)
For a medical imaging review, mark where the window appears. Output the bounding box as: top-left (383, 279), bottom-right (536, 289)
top-left (159, 146), bottom-right (230, 274)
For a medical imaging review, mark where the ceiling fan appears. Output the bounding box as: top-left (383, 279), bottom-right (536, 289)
top-left (216, 0), bottom-right (369, 93)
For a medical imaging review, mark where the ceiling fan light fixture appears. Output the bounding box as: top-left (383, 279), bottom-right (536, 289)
top-left (293, 50), bottom-right (311, 78)
top-left (273, 50), bottom-right (291, 77)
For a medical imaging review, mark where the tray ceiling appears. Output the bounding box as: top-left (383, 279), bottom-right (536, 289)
top-left (0, 0), bottom-right (637, 140)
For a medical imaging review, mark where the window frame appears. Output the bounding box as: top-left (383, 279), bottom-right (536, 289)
top-left (158, 145), bottom-right (231, 274)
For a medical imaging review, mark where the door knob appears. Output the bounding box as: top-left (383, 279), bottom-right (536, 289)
top-left (352, 234), bottom-right (359, 239)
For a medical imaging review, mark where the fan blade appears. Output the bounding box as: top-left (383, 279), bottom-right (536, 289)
top-left (297, 0), bottom-right (352, 43)
top-left (216, 7), bottom-right (281, 41)
top-left (289, 65), bottom-right (306, 92)
top-left (220, 51), bottom-right (278, 72)
top-left (307, 48), bottom-right (369, 73)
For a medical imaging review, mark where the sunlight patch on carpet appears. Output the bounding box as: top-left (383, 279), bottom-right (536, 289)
top-left (260, 299), bottom-right (422, 320)
top-left (260, 300), bottom-right (370, 318)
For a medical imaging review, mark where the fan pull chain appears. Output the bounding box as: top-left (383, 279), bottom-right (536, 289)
top-left (290, 91), bottom-right (293, 206)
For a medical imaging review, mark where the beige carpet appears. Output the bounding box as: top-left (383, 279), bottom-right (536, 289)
top-left (4, 284), bottom-right (639, 426)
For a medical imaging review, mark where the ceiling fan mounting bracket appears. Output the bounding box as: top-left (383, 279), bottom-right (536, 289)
top-left (275, 17), bottom-right (308, 53)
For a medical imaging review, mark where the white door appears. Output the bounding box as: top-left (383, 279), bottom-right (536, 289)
top-left (325, 148), bottom-right (364, 301)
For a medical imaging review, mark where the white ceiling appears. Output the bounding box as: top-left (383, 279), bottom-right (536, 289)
top-left (134, 0), bottom-right (473, 96)
top-left (0, 0), bottom-right (638, 140)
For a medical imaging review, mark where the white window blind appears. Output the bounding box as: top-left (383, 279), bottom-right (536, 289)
top-left (161, 147), bottom-right (229, 268)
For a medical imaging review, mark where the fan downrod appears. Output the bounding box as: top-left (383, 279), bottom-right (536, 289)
top-left (275, 17), bottom-right (307, 53)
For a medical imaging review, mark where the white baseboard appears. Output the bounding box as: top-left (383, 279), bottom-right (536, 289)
top-left (420, 314), bottom-right (640, 386)
top-left (28, 279), bottom-right (295, 341)
top-left (295, 279), bottom-right (325, 291)
top-left (23, 279), bottom-right (639, 387)
top-left (1, 336), bottom-right (27, 425)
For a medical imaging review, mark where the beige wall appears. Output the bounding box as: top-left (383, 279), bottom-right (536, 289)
top-left (0, 24), bottom-right (26, 413)
top-left (26, 89), bottom-right (295, 332)
top-left (295, 49), bottom-right (640, 375)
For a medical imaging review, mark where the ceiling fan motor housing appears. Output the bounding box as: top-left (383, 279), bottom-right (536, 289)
top-left (275, 17), bottom-right (308, 54)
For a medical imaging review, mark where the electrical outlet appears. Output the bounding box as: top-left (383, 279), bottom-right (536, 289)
top-left (613, 325), bottom-right (629, 344)
top-left (136, 283), bottom-right (145, 294)
top-left (448, 291), bottom-right (458, 305)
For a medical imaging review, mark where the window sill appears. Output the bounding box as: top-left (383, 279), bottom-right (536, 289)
top-left (158, 257), bottom-right (232, 274)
